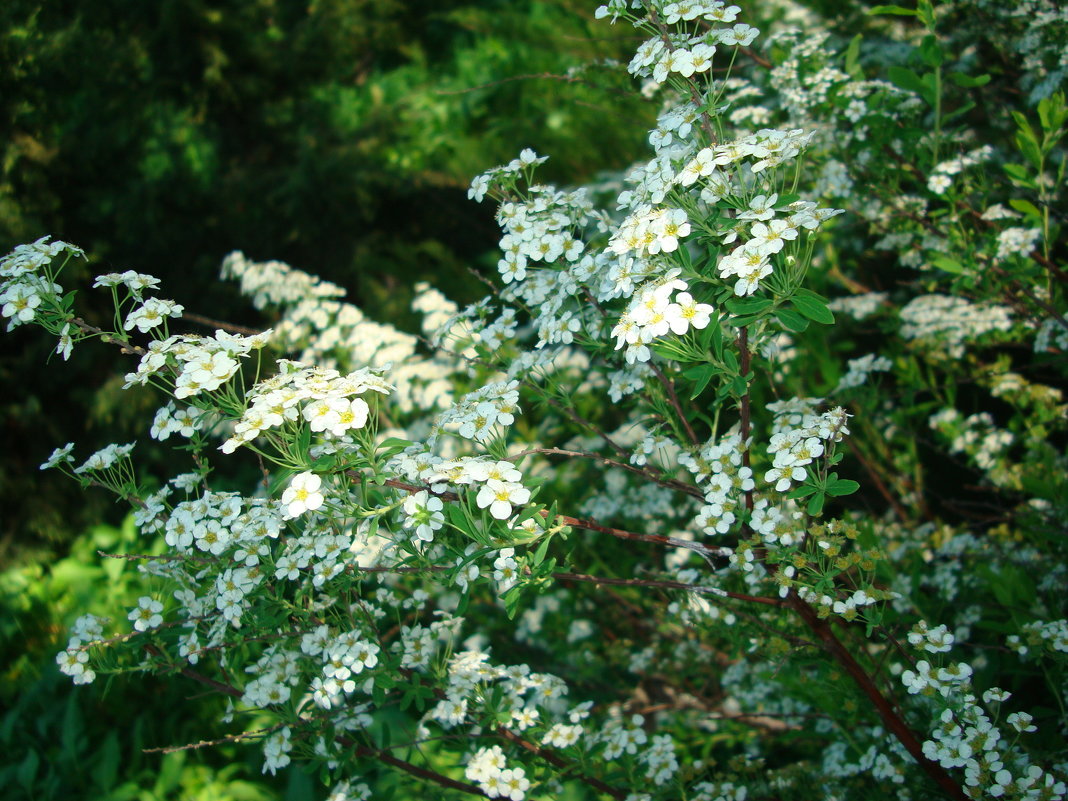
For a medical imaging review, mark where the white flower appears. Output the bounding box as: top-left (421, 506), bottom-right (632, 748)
top-left (124, 298), bottom-right (185, 333)
top-left (1006, 711), bottom-right (1037, 733)
top-left (129, 596), bottom-right (164, 631)
top-left (927, 173), bottom-right (952, 194)
top-left (664, 292), bottom-right (714, 335)
top-left (282, 472), bottom-right (325, 518)
top-left (403, 491), bottom-right (445, 542)
top-left (493, 547), bottom-right (519, 591)
top-left (41, 442), bottom-right (76, 470)
top-left (476, 479), bottom-right (530, 520)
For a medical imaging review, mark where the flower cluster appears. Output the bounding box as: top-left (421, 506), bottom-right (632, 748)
top-left (764, 403), bottom-right (850, 493)
top-left (220, 362), bottom-right (391, 454)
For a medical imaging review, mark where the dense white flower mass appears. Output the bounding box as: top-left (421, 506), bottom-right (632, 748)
top-left (5, 2), bottom-right (1067, 800)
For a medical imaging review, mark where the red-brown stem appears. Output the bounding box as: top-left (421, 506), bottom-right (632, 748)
top-left (335, 735), bottom-right (490, 798)
top-left (507, 446), bottom-right (704, 499)
top-left (180, 312), bottom-right (263, 336)
top-left (737, 326), bottom-right (754, 518)
top-left (378, 478), bottom-right (729, 559)
top-left (71, 316), bottom-right (146, 355)
top-left (647, 8), bottom-right (718, 145)
top-left (650, 362), bottom-right (700, 446)
top-left (496, 727), bottom-right (627, 800)
top-left (145, 644), bottom-right (243, 698)
top-left (848, 441), bottom-right (910, 522)
top-left (787, 597), bottom-right (969, 801)
top-left (555, 511), bottom-right (729, 558)
top-left (553, 570), bottom-right (784, 607)
top-left (732, 323), bottom-right (962, 796)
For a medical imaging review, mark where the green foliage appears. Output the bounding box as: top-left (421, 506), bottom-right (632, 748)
top-left (0, 519), bottom-right (293, 800)
top-left (0, 0), bottom-right (654, 555)
top-left (1, 0), bottom-right (1067, 799)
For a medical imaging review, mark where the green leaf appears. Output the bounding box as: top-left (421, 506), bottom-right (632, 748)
top-left (1037, 91), bottom-right (1067, 135)
top-left (728, 313), bottom-right (766, 328)
top-left (1002, 162), bottom-right (1037, 189)
top-left (91, 732), bottom-right (120, 789)
top-left (868, 4), bottom-right (917, 16)
top-left (807, 492), bottom-right (826, 516)
top-left (700, 312), bottom-right (723, 357)
top-left (295, 423), bottom-right (312, 462)
top-left (918, 35), bottom-right (943, 68)
top-left (786, 484), bottom-right (818, 499)
top-left (1009, 199), bottom-right (1042, 221)
top-left (917, 0), bottom-right (937, 28)
top-left (685, 364), bottom-right (716, 399)
top-left (887, 66), bottom-right (935, 106)
top-left (377, 437), bottom-right (412, 457)
top-left (827, 479), bottom-right (860, 497)
top-left (532, 535), bottom-right (552, 567)
top-left (725, 296), bottom-right (773, 315)
top-left (502, 585), bottom-right (523, 620)
top-left (776, 307), bottom-right (810, 332)
top-left (154, 752), bottom-right (185, 796)
top-left (1013, 111), bottom-right (1043, 169)
top-left (17, 750), bottom-right (38, 791)
top-left (791, 290), bottom-right (835, 324)
top-left (675, 242), bottom-right (693, 270)
top-left (943, 101), bottom-right (976, 125)
top-left (930, 255), bottom-right (963, 274)
top-left (844, 34), bottom-right (863, 79)
top-left (947, 71), bottom-right (990, 88)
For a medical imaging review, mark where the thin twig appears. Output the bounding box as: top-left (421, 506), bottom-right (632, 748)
top-left (553, 570), bottom-right (784, 607)
top-left (435, 71), bottom-right (638, 100)
top-left (508, 446), bottom-right (703, 499)
top-left (143, 725), bottom-right (283, 754)
top-left (378, 477), bottom-right (729, 558)
top-left (649, 362), bottom-right (700, 446)
top-left (496, 727), bottom-right (627, 800)
top-left (180, 312), bottom-right (264, 336)
top-left (787, 594), bottom-right (969, 801)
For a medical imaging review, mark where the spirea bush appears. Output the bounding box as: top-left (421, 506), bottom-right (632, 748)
top-left (3, 2), bottom-right (1067, 799)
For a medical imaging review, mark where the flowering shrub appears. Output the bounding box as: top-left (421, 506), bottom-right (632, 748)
top-left (3, 2), bottom-right (1067, 800)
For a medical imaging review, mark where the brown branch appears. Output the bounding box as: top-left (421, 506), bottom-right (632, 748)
top-left (435, 71), bottom-right (639, 100)
top-left (143, 644), bottom-right (244, 699)
top-left (648, 6), bottom-right (717, 144)
top-left (496, 727), bottom-right (627, 800)
top-left (337, 734), bottom-right (491, 798)
top-left (180, 312), bottom-right (263, 336)
top-left (70, 316), bottom-right (146, 356)
top-left (378, 477), bottom-right (728, 559)
top-left (539, 391), bottom-right (630, 458)
top-left (143, 725), bottom-right (282, 754)
top-left (98, 549), bottom-right (210, 564)
top-left (787, 595), bottom-right (969, 801)
top-left (737, 327), bottom-right (754, 519)
top-left (147, 646), bottom-right (490, 797)
top-left (847, 442), bottom-right (909, 522)
top-left (649, 362), bottom-right (700, 446)
top-left (740, 45), bottom-right (772, 69)
top-left (508, 446), bottom-right (704, 499)
top-left (552, 570), bottom-right (784, 607)
top-left (990, 265), bottom-right (1068, 331)
top-left (556, 511), bottom-right (728, 558)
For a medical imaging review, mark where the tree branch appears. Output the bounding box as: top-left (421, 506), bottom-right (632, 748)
top-left (787, 595), bottom-right (969, 801)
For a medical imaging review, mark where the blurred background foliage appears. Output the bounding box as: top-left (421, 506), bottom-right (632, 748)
top-left (0, 0), bottom-right (654, 561)
top-left (1, 1), bottom-right (653, 798)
